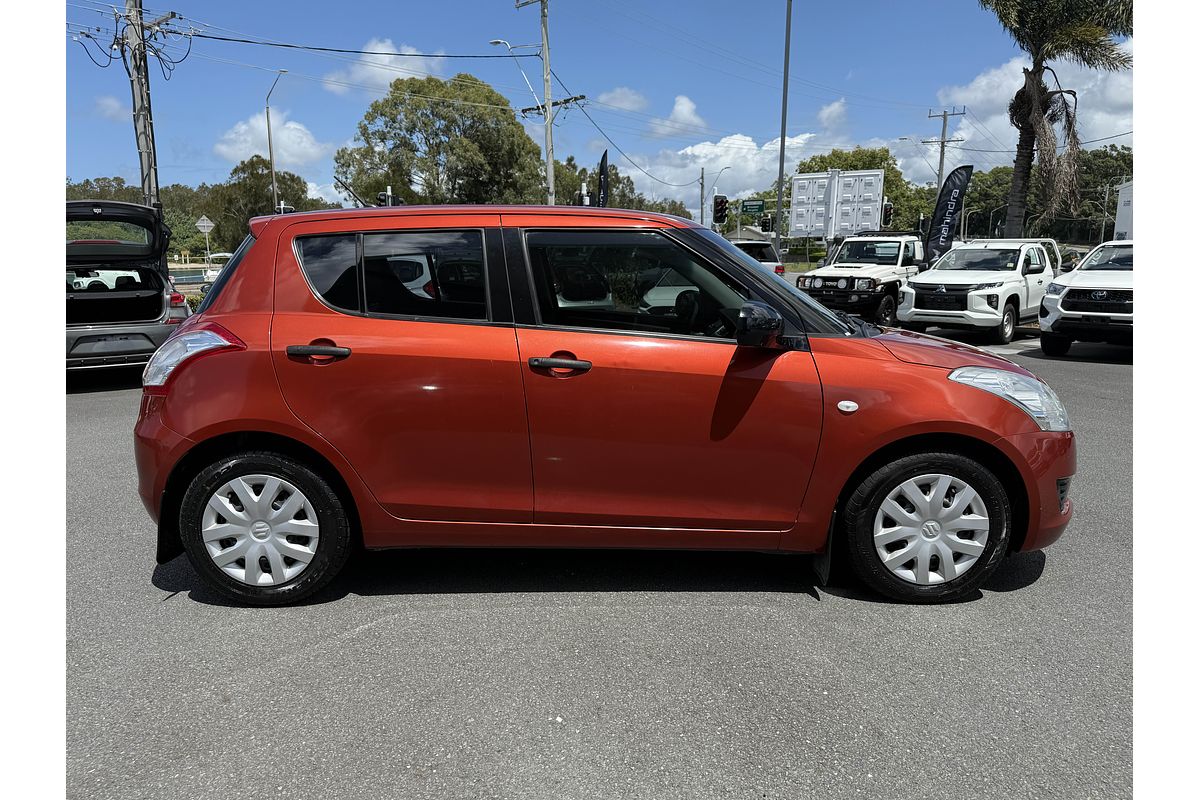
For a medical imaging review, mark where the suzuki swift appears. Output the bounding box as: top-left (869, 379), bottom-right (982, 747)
top-left (134, 206), bottom-right (1076, 606)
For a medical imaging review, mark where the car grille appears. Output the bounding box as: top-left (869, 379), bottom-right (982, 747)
top-left (913, 290), bottom-right (969, 311)
top-left (1061, 289), bottom-right (1132, 314)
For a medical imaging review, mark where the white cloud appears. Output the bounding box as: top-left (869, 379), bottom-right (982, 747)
top-left (306, 181), bottom-right (347, 206)
top-left (932, 39), bottom-right (1133, 176)
top-left (95, 95), bottom-right (128, 122)
top-left (649, 95), bottom-right (708, 138)
top-left (817, 98), bottom-right (847, 131)
top-left (597, 86), bottom-right (648, 112)
top-left (323, 38), bottom-right (441, 94)
top-left (214, 110), bottom-right (331, 169)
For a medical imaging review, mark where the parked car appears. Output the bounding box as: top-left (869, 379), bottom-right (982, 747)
top-left (898, 240), bottom-right (1054, 344)
top-left (135, 206), bottom-right (1075, 606)
top-left (1039, 240), bottom-right (1133, 355)
top-left (203, 252), bottom-right (234, 283)
top-left (730, 239), bottom-right (786, 276)
top-left (67, 200), bottom-right (190, 369)
top-left (796, 232), bottom-right (926, 326)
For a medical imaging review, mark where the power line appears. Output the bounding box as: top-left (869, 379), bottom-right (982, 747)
top-left (169, 30), bottom-right (539, 59)
top-left (946, 131), bottom-right (1132, 152)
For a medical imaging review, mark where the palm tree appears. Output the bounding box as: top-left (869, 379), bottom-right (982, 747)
top-left (979, 1), bottom-right (1132, 236)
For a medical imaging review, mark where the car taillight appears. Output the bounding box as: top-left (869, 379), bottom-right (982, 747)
top-left (423, 280), bottom-right (437, 299)
top-left (142, 322), bottom-right (244, 393)
top-left (774, 265), bottom-right (785, 275)
top-left (169, 290), bottom-right (185, 306)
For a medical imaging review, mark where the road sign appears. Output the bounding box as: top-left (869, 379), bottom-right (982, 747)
top-left (195, 215), bottom-right (215, 234)
top-left (740, 199), bottom-right (765, 214)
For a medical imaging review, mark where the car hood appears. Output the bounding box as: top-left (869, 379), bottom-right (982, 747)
top-left (1056, 269), bottom-right (1133, 290)
top-left (909, 270), bottom-right (1017, 288)
top-left (873, 329), bottom-right (1033, 375)
top-left (810, 264), bottom-right (896, 278)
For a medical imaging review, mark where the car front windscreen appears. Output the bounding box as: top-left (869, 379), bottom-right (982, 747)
top-left (735, 243), bottom-right (779, 262)
top-left (1080, 244), bottom-right (1132, 271)
top-left (835, 241), bottom-right (899, 265)
top-left (932, 248), bottom-right (1020, 271)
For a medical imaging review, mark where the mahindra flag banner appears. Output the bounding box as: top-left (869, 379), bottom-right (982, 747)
top-left (925, 165), bottom-right (973, 262)
top-left (596, 150), bottom-right (609, 208)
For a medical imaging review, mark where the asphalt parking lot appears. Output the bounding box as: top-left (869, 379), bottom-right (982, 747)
top-left (66, 332), bottom-right (1131, 800)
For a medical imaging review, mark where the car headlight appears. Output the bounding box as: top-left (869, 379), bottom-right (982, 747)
top-left (972, 281), bottom-right (1004, 290)
top-left (800, 277), bottom-right (812, 288)
top-left (1045, 282), bottom-right (1067, 296)
top-left (854, 278), bottom-right (875, 291)
top-left (949, 366), bottom-right (1071, 432)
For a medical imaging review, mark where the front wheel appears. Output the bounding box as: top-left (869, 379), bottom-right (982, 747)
top-left (842, 452), bottom-right (1011, 603)
top-left (1040, 332), bottom-right (1072, 356)
top-left (874, 293), bottom-right (898, 327)
top-left (178, 451), bottom-right (353, 606)
top-left (990, 303), bottom-right (1017, 344)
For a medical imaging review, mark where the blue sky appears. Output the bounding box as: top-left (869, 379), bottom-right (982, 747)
top-left (65, 0), bottom-right (1132, 215)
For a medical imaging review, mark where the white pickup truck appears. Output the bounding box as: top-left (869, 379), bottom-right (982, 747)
top-left (1038, 239), bottom-right (1132, 355)
top-left (898, 239), bottom-right (1054, 344)
top-left (796, 232), bottom-right (925, 326)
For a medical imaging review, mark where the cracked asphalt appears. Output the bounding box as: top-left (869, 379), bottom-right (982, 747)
top-left (66, 336), bottom-right (1131, 800)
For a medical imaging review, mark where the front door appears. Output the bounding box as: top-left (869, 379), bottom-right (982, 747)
top-left (513, 227), bottom-right (824, 530)
top-left (271, 216), bottom-right (533, 523)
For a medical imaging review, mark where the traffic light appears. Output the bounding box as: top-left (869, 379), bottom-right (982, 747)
top-left (759, 214), bottom-right (773, 233)
top-left (713, 194), bottom-right (728, 224)
top-left (882, 199), bottom-right (894, 228)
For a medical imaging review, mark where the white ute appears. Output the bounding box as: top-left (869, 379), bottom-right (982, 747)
top-left (1038, 240), bottom-right (1132, 356)
top-left (797, 232), bottom-right (925, 326)
top-left (898, 239), bottom-right (1054, 344)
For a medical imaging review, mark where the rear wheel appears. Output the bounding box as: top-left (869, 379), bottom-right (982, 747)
top-left (178, 451), bottom-right (353, 606)
top-left (875, 293), bottom-right (898, 327)
top-left (990, 303), bottom-right (1017, 344)
top-left (1040, 332), bottom-right (1072, 356)
top-left (842, 452), bottom-right (1011, 603)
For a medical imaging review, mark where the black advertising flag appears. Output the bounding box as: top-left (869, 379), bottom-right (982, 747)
top-left (597, 150), bottom-right (609, 208)
top-left (924, 165), bottom-right (973, 262)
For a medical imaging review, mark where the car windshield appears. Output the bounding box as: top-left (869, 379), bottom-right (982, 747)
top-left (692, 228), bottom-right (852, 335)
top-left (1080, 244), bottom-right (1132, 271)
top-left (835, 240), bottom-right (899, 265)
top-left (735, 242), bottom-right (779, 262)
top-left (932, 248), bottom-right (1020, 271)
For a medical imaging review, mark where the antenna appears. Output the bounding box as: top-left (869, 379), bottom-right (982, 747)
top-left (333, 176), bottom-right (370, 208)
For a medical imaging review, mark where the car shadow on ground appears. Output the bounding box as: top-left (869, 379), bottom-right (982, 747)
top-left (66, 366), bottom-right (144, 394)
top-left (152, 546), bottom-right (1046, 608)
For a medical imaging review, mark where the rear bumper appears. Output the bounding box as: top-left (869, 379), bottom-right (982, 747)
top-left (999, 429), bottom-right (1077, 552)
top-left (133, 394), bottom-right (193, 524)
top-left (67, 322), bottom-right (175, 369)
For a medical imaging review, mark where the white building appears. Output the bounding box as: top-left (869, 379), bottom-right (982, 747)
top-left (1113, 180), bottom-right (1132, 240)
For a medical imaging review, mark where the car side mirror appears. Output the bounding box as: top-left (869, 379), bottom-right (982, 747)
top-left (1060, 261), bottom-right (1076, 273)
top-left (200, 283), bottom-right (211, 295)
top-left (816, 259), bottom-right (826, 268)
top-left (735, 301), bottom-right (784, 348)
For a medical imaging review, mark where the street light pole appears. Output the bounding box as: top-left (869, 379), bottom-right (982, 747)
top-left (988, 204), bottom-right (1006, 238)
top-left (961, 207), bottom-right (980, 240)
top-left (772, 0), bottom-right (793, 254)
top-left (265, 69), bottom-right (287, 213)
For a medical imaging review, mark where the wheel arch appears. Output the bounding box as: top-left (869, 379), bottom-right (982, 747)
top-left (1005, 293), bottom-right (1021, 312)
top-left (155, 430), bottom-right (363, 564)
top-left (830, 432), bottom-right (1030, 554)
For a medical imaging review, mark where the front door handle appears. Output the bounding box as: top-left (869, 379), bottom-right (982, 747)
top-left (287, 344), bottom-right (351, 361)
top-left (529, 356), bottom-right (592, 372)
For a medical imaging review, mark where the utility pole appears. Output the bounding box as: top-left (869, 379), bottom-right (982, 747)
top-left (699, 167), bottom-right (705, 225)
top-left (517, 1), bottom-right (555, 204)
top-left (923, 107), bottom-right (965, 190)
top-left (773, 0), bottom-right (793, 254)
top-left (123, 1), bottom-right (176, 208)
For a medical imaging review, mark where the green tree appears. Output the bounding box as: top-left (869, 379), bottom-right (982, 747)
top-left (557, 156), bottom-right (693, 219)
top-left (65, 176), bottom-right (142, 203)
top-left (206, 156), bottom-right (336, 251)
top-left (978, 0), bottom-right (1132, 235)
top-left (334, 73), bottom-right (544, 205)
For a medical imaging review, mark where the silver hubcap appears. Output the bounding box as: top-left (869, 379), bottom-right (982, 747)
top-left (873, 473), bottom-right (990, 585)
top-left (1003, 310), bottom-right (1014, 338)
top-left (201, 474), bottom-right (320, 586)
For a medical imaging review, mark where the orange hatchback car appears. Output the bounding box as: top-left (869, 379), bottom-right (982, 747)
top-left (134, 206), bottom-right (1075, 605)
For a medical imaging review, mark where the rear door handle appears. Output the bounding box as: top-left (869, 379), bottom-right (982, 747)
top-left (287, 344), bottom-right (351, 360)
top-left (529, 356), bottom-right (592, 372)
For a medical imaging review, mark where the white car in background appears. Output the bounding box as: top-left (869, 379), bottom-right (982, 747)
top-left (898, 240), bottom-right (1054, 344)
top-left (1038, 240), bottom-right (1132, 356)
top-left (731, 239), bottom-right (785, 276)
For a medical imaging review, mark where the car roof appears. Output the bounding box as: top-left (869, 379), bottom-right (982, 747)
top-left (250, 204), bottom-right (699, 232)
top-left (1096, 239), bottom-right (1133, 246)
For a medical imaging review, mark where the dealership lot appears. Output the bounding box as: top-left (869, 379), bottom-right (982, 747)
top-left (67, 336), bottom-right (1130, 800)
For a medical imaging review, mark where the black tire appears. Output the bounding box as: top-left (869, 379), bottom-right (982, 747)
top-left (178, 451), bottom-right (353, 606)
top-left (990, 303), bottom-right (1017, 344)
top-left (1040, 332), bottom-right (1072, 356)
top-left (875, 293), bottom-right (898, 327)
top-left (842, 452), bottom-right (1011, 603)
top-left (900, 322), bottom-right (927, 333)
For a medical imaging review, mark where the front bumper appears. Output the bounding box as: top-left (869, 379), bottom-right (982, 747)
top-left (998, 429), bottom-right (1077, 552)
top-left (67, 321), bottom-right (176, 369)
top-left (1039, 295), bottom-right (1133, 341)
top-left (800, 287), bottom-right (885, 313)
top-left (898, 286), bottom-right (1007, 329)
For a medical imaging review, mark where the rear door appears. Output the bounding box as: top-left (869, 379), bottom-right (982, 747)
top-left (270, 214), bottom-right (534, 523)
top-left (507, 223), bottom-right (824, 531)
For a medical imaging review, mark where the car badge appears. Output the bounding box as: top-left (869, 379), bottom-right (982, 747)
top-left (936, 285), bottom-right (947, 293)
top-left (1091, 290), bottom-right (1108, 301)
